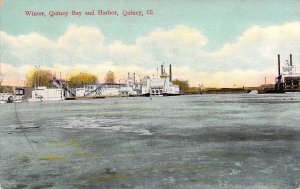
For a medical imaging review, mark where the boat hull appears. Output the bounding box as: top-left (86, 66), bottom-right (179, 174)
top-left (162, 93), bottom-right (180, 96)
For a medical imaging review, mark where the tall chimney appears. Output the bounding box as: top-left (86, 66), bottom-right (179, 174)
top-left (290, 54), bottom-right (293, 66)
top-left (161, 65), bottom-right (163, 75)
top-left (278, 54), bottom-right (281, 76)
top-left (133, 73), bottom-right (136, 84)
top-left (128, 72), bottom-right (130, 79)
top-left (169, 64), bottom-right (172, 82)
top-left (265, 76), bottom-right (266, 86)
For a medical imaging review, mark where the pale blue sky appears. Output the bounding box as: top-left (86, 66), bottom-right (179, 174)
top-left (1, 0), bottom-right (299, 51)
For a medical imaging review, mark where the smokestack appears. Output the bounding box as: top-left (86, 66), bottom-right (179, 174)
top-left (290, 54), bottom-right (293, 66)
top-left (128, 72), bottom-right (130, 79)
top-left (133, 73), bottom-right (136, 84)
top-left (265, 76), bottom-right (266, 85)
top-left (278, 54), bottom-right (281, 76)
top-left (161, 65), bottom-right (163, 75)
top-left (169, 64), bottom-right (172, 82)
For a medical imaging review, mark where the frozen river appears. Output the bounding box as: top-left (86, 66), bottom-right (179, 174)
top-left (0, 94), bottom-right (300, 189)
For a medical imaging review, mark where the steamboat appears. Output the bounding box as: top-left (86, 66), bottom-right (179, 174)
top-left (275, 54), bottom-right (300, 93)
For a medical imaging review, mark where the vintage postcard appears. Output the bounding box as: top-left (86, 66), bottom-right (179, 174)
top-left (0, 0), bottom-right (300, 188)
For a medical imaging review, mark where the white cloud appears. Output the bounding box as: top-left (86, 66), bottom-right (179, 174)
top-left (107, 41), bottom-right (150, 66)
top-left (1, 22), bottom-right (300, 87)
top-left (57, 25), bottom-right (105, 54)
top-left (0, 31), bottom-right (55, 66)
top-left (210, 22), bottom-right (300, 72)
top-left (136, 26), bottom-right (208, 68)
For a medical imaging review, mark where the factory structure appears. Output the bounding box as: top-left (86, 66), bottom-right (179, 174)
top-left (275, 54), bottom-right (300, 93)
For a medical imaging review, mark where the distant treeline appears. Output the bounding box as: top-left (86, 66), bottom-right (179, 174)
top-left (25, 68), bottom-right (116, 88)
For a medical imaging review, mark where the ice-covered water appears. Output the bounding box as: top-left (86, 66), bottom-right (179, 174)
top-left (0, 94), bottom-right (300, 189)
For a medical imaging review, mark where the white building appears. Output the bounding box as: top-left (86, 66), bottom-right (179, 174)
top-left (0, 93), bottom-right (13, 103)
top-left (0, 88), bottom-right (26, 103)
top-left (100, 87), bottom-right (120, 96)
top-left (75, 87), bottom-right (87, 97)
top-left (29, 87), bottom-right (64, 101)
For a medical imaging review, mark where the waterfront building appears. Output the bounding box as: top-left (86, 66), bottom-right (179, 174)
top-left (29, 87), bottom-right (64, 101)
